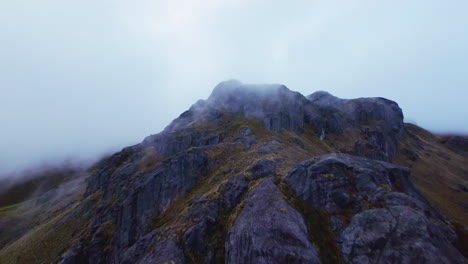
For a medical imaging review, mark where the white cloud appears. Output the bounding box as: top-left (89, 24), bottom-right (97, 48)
top-left (0, 0), bottom-right (467, 174)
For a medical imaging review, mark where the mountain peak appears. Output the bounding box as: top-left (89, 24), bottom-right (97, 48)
top-left (161, 81), bottom-right (405, 160)
top-left (208, 80), bottom-right (289, 104)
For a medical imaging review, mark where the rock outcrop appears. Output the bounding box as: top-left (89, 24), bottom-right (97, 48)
top-left (225, 178), bottom-right (321, 264)
top-left (285, 153), bottom-right (466, 264)
top-left (164, 80), bottom-right (406, 161)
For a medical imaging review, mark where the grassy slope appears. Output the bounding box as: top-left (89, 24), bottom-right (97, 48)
top-left (0, 203), bottom-right (85, 264)
top-left (0, 175), bottom-right (87, 264)
top-left (394, 124), bottom-right (468, 225)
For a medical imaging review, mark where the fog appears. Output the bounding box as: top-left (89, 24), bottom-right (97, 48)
top-left (1, 0), bottom-right (467, 175)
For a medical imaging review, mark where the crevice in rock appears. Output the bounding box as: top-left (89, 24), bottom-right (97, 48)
top-left (276, 179), bottom-right (346, 264)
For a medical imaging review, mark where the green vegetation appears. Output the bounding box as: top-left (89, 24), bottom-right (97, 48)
top-left (0, 203), bottom-right (22, 217)
top-left (137, 147), bottom-right (163, 173)
top-left (394, 123), bottom-right (468, 225)
top-left (0, 204), bottom-right (85, 264)
top-left (378, 184), bottom-right (392, 192)
top-left (321, 173), bottom-right (336, 180)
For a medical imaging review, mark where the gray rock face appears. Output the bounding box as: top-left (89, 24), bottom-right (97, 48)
top-left (120, 199), bottom-right (223, 264)
top-left (208, 80), bottom-right (311, 132)
top-left (162, 99), bottom-right (223, 133)
top-left (285, 153), bottom-right (419, 213)
top-left (225, 178), bottom-right (321, 264)
top-left (308, 91), bottom-right (405, 161)
top-left (115, 148), bottom-right (210, 252)
top-left (339, 206), bottom-right (466, 264)
top-left (307, 91), bottom-right (404, 135)
top-left (120, 230), bottom-right (161, 264)
top-left (136, 236), bottom-right (188, 264)
top-left (248, 159), bottom-right (277, 180)
top-left (206, 81), bottom-right (405, 160)
top-left (257, 140), bottom-right (282, 154)
top-left (220, 175), bottom-right (249, 211)
top-left (141, 80), bottom-right (405, 161)
top-left (80, 147), bottom-right (211, 262)
top-left (182, 199), bottom-right (220, 260)
top-left (143, 128), bottom-right (225, 157)
top-left (285, 153), bottom-right (466, 263)
top-left (233, 127), bottom-right (257, 150)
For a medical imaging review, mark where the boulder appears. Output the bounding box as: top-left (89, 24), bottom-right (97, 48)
top-left (285, 153), bottom-right (424, 213)
top-left (285, 153), bottom-right (466, 263)
top-left (220, 175), bottom-right (249, 211)
top-left (225, 178), bottom-right (321, 264)
top-left (339, 206), bottom-right (466, 264)
top-left (248, 159), bottom-right (276, 180)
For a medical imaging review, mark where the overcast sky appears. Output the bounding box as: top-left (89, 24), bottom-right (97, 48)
top-left (1, 0), bottom-right (467, 175)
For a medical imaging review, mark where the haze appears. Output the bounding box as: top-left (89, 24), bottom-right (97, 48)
top-left (1, 0), bottom-right (467, 175)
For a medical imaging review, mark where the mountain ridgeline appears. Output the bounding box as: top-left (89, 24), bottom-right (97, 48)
top-left (0, 80), bottom-right (467, 264)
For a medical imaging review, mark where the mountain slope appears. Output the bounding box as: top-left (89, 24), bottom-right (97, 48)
top-left (0, 80), bottom-right (466, 264)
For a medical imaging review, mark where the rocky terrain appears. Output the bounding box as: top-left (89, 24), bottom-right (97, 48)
top-left (0, 80), bottom-right (467, 264)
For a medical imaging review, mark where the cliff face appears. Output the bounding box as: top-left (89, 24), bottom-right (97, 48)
top-left (1, 81), bottom-right (467, 264)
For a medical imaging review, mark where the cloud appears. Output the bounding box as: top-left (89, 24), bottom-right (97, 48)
top-left (0, 0), bottom-right (467, 174)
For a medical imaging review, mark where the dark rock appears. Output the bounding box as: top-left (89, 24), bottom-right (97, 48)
top-left (234, 127), bottom-right (256, 150)
top-left (353, 128), bottom-right (398, 161)
top-left (183, 199), bottom-right (219, 256)
top-left (80, 147), bottom-right (211, 261)
top-left (220, 175), bottom-right (249, 211)
top-left (137, 237), bottom-right (188, 264)
top-left (85, 223), bottom-right (115, 264)
top-left (329, 215), bottom-right (345, 233)
top-left (57, 244), bottom-right (86, 264)
top-left (285, 153), bottom-right (424, 213)
top-left (339, 206), bottom-right (466, 264)
top-left (121, 231), bottom-right (188, 264)
top-left (239, 127), bottom-right (254, 137)
top-left (380, 192), bottom-right (435, 217)
top-left (286, 153), bottom-right (466, 263)
top-left (308, 91), bottom-right (405, 161)
top-left (307, 91), bottom-right (342, 106)
top-left (248, 159), bottom-right (276, 179)
top-left (145, 81), bottom-right (406, 162)
top-left (121, 230), bottom-right (160, 264)
top-left (458, 184), bottom-right (468, 193)
top-left (162, 99), bottom-right (223, 133)
top-left (143, 129), bottom-right (224, 157)
top-left (208, 80), bottom-right (312, 132)
top-left (257, 140), bottom-right (282, 154)
top-left (225, 178), bottom-right (321, 264)
top-left (265, 139), bottom-right (281, 145)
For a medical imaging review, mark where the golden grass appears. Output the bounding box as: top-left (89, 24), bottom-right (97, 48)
top-left (0, 203), bottom-right (85, 264)
top-left (0, 203), bottom-right (22, 217)
top-left (394, 124), bottom-right (468, 225)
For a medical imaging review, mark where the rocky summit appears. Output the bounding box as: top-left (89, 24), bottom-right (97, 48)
top-left (0, 80), bottom-right (467, 264)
